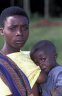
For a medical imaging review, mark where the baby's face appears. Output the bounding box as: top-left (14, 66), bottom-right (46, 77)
top-left (32, 50), bottom-right (56, 73)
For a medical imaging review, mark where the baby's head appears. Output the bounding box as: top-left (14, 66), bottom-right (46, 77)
top-left (30, 40), bottom-right (57, 73)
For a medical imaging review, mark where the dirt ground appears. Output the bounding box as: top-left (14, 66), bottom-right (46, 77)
top-left (32, 19), bottom-right (62, 28)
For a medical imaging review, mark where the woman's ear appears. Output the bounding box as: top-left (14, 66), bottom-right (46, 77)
top-left (0, 28), bottom-right (4, 36)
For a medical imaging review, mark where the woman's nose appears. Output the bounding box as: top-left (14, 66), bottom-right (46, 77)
top-left (16, 29), bottom-right (23, 36)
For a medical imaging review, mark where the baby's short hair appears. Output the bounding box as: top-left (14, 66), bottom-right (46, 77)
top-left (0, 6), bottom-right (29, 27)
top-left (30, 40), bottom-right (56, 57)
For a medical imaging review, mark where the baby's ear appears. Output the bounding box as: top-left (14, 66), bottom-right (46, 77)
top-left (0, 28), bottom-right (4, 36)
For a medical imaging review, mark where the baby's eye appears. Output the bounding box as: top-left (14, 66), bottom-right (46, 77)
top-left (41, 57), bottom-right (46, 62)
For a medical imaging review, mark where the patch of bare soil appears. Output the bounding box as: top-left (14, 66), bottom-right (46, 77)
top-left (32, 19), bottom-right (62, 28)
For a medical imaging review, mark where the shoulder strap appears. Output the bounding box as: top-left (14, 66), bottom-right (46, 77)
top-left (0, 63), bottom-right (22, 96)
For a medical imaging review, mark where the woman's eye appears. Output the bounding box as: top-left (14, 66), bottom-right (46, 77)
top-left (22, 26), bottom-right (29, 31)
top-left (8, 25), bottom-right (17, 31)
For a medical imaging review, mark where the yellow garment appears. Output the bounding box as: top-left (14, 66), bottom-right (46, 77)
top-left (7, 51), bottom-right (41, 88)
top-left (0, 78), bottom-right (12, 96)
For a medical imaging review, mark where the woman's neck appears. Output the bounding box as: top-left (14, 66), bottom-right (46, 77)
top-left (1, 44), bottom-right (20, 55)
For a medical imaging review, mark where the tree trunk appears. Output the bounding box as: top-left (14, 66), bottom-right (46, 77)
top-left (44, 0), bottom-right (49, 19)
top-left (23, 0), bottom-right (30, 18)
top-left (10, 0), bottom-right (14, 5)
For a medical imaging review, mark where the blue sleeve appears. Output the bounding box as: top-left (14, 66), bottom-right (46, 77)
top-left (56, 72), bottom-right (62, 86)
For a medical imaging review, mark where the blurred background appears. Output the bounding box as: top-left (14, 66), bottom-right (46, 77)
top-left (0, 0), bottom-right (62, 64)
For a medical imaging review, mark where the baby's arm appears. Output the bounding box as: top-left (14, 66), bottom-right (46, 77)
top-left (32, 83), bottom-right (40, 96)
top-left (37, 71), bottom-right (47, 84)
top-left (31, 71), bottom-right (47, 96)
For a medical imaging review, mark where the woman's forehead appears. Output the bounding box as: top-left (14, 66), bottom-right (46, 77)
top-left (4, 15), bottom-right (28, 26)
